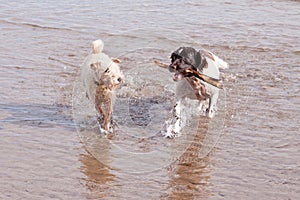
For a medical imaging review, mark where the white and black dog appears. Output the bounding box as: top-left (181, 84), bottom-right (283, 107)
top-left (164, 47), bottom-right (228, 138)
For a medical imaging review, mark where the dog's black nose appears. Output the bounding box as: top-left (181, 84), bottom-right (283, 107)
top-left (117, 77), bottom-right (122, 82)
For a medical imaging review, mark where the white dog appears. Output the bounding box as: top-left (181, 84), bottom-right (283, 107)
top-left (164, 47), bottom-right (228, 138)
top-left (81, 39), bottom-right (124, 132)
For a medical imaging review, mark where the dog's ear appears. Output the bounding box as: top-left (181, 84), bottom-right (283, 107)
top-left (170, 53), bottom-right (176, 62)
top-left (194, 51), bottom-right (202, 68)
top-left (104, 68), bottom-right (110, 73)
top-left (195, 51), bottom-right (208, 69)
top-left (112, 58), bottom-right (121, 63)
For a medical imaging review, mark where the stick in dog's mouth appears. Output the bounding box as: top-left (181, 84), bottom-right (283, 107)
top-left (153, 60), bottom-right (223, 89)
top-left (153, 60), bottom-right (169, 69)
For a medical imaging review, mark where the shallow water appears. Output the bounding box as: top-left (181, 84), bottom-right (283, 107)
top-left (1, 0), bottom-right (300, 199)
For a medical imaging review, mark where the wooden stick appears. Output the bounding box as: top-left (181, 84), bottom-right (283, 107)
top-left (181, 68), bottom-right (223, 89)
top-left (153, 60), bottom-right (169, 69)
top-left (153, 60), bottom-right (223, 89)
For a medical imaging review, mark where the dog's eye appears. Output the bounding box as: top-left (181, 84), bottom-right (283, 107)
top-left (171, 56), bottom-right (181, 63)
top-left (171, 53), bottom-right (182, 62)
top-left (104, 68), bottom-right (110, 73)
top-left (170, 56), bottom-right (175, 62)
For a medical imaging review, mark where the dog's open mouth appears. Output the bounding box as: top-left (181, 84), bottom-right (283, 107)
top-left (173, 71), bottom-right (184, 81)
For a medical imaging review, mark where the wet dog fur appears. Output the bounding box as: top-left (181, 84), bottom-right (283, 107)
top-left (81, 39), bottom-right (124, 133)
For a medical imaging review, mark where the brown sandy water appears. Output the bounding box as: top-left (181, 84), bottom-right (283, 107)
top-left (1, 0), bottom-right (299, 199)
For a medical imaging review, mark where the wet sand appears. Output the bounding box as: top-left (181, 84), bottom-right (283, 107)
top-left (1, 0), bottom-right (300, 199)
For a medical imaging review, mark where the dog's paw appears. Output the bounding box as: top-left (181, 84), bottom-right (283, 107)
top-left (161, 130), bottom-right (176, 138)
top-left (99, 127), bottom-right (110, 135)
top-left (161, 123), bottom-right (179, 138)
top-left (97, 119), bottom-right (113, 135)
top-left (206, 108), bottom-right (215, 118)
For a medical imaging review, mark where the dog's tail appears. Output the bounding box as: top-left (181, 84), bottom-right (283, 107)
top-left (92, 39), bottom-right (104, 54)
top-left (211, 53), bottom-right (229, 69)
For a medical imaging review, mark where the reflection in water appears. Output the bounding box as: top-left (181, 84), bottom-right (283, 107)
top-left (79, 116), bottom-right (213, 199)
top-left (167, 117), bottom-right (211, 200)
top-left (80, 152), bottom-right (115, 199)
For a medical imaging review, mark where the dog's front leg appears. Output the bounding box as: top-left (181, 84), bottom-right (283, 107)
top-left (95, 102), bottom-right (108, 134)
top-left (206, 92), bottom-right (219, 118)
top-left (103, 99), bottom-right (112, 132)
top-left (164, 101), bottom-right (182, 138)
top-left (172, 101), bottom-right (182, 134)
